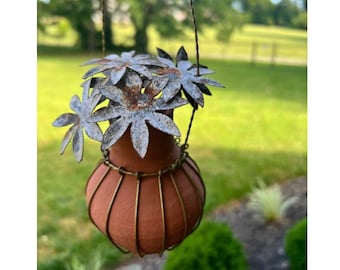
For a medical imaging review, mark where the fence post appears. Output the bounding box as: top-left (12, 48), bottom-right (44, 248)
top-left (251, 41), bottom-right (257, 65)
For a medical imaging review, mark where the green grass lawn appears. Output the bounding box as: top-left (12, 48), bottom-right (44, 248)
top-left (38, 23), bottom-right (307, 64)
top-left (38, 52), bottom-right (306, 269)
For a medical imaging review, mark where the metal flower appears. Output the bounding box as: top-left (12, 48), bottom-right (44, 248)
top-left (89, 70), bottom-right (188, 158)
top-left (52, 79), bottom-right (103, 162)
top-left (81, 51), bottom-right (166, 85)
top-left (156, 46), bottom-right (224, 108)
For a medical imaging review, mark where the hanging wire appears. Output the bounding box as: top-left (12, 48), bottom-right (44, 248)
top-left (190, 0), bottom-right (200, 76)
top-left (101, 0), bottom-right (106, 56)
top-left (183, 0), bottom-right (200, 149)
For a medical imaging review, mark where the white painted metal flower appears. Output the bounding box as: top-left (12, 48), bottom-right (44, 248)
top-left (156, 46), bottom-right (224, 108)
top-left (82, 50), bottom-right (166, 85)
top-left (90, 70), bottom-right (188, 158)
top-left (52, 79), bottom-right (103, 162)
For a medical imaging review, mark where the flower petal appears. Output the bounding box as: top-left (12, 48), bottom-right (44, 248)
top-left (72, 127), bottom-right (84, 162)
top-left (145, 112), bottom-right (180, 137)
top-left (52, 113), bottom-right (78, 127)
top-left (60, 124), bottom-right (78, 154)
top-left (157, 47), bottom-right (173, 61)
top-left (153, 96), bottom-right (188, 111)
top-left (121, 51), bottom-right (135, 59)
top-left (84, 122), bottom-right (103, 141)
top-left (178, 60), bottom-right (193, 71)
top-left (130, 120), bottom-right (149, 158)
top-left (191, 76), bottom-right (225, 88)
top-left (162, 81), bottom-right (181, 102)
top-left (110, 66), bottom-right (126, 85)
top-left (89, 105), bottom-right (123, 122)
top-left (182, 80), bottom-right (204, 106)
top-left (130, 64), bottom-right (153, 79)
top-left (176, 46), bottom-right (188, 62)
top-left (99, 85), bottom-right (125, 104)
top-left (82, 65), bottom-right (113, 79)
top-left (144, 76), bottom-right (169, 98)
top-left (157, 57), bottom-right (175, 68)
top-left (81, 78), bottom-right (91, 103)
top-left (101, 118), bottom-right (130, 150)
top-left (70, 95), bottom-right (82, 114)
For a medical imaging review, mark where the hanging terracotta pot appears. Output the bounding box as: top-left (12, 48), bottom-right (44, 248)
top-left (85, 123), bottom-right (205, 256)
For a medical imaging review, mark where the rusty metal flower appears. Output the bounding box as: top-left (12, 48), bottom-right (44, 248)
top-left (89, 70), bottom-right (188, 158)
top-left (156, 46), bottom-right (224, 108)
top-left (52, 79), bottom-right (103, 162)
top-left (82, 50), bottom-right (166, 85)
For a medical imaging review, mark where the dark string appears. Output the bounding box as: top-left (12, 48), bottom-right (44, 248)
top-left (183, 0), bottom-right (200, 148)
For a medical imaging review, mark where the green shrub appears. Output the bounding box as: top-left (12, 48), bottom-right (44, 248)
top-left (164, 221), bottom-right (248, 270)
top-left (284, 217), bottom-right (307, 270)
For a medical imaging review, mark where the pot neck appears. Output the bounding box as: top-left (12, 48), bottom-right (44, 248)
top-left (107, 125), bottom-right (181, 173)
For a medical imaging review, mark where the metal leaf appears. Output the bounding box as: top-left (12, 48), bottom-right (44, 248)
top-left (176, 46), bottom-right (188, 62)
top-left (157, 47), bottom-right (173, 61)
top-left (52, 113), bottom-right (78, 127)
top-left (60, 124), bottom-right (78, 154)
top-left (101, 118), bottom-right (130, 151)
top-left (145, 112), bottom-right (180, 137)
top-left (84, 122), bottom-right (103, 142)
top-left (110, 66), bottom-right (126, 85)
top-left (130, 120), bottom-right (149, 158)
top-left (72, 127), bottom-right (84, 162)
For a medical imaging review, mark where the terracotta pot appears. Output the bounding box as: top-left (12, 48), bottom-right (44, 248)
top-left (85, 124), bottom-right (205, 256)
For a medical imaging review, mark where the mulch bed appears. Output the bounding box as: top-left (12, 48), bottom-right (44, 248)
top-left (114, 176), bottom-right (307, 270)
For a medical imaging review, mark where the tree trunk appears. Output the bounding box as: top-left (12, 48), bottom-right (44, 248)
top-left (76, 21), bottom-right (96, 52)
top-left (134, 25), bottom-right (148, 53)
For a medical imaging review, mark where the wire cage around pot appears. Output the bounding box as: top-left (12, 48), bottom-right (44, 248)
top-left (85, 124), bottom-right (206, 256)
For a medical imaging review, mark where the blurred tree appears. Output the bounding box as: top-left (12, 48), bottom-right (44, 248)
top-left (272, 0), bottom-right (300, 27)
top-left (237, 0), bottom-right (274, 25)
top-left (115, 0), bottom-right (243, 52)
top-left (38, 0), bottom-right (242, 52)
top-left (39, 0), bottom-right (114, 52)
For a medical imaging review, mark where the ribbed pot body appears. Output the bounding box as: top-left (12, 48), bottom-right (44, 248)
top-left (85, 125), bottom-right (205, 256)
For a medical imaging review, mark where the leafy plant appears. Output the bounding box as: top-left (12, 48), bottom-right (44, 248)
top-left (284, 217), bottom-right (307, 270)
top-left (247, 180), bottom-right (297, 222)
top-left (164, 221), bottom-right (248, 270)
